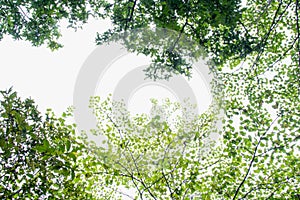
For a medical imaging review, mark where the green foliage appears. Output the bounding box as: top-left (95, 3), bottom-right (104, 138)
top-left (0, 0), bottom-right (299, 199)
top-left (0, 83), bottom-right (298, 199)
top-left (96, 0), bottom-right (246, 79)
top-left (85, 94), bottom-right (299, 199)
top-left (86, 96), bottom-right (221, 199)
top-left (0, 0), bottom-right (109, 50)
top-left (95, 0), bottom-right (299, 81)
top-left (0, 88), bottom-right (97, 199)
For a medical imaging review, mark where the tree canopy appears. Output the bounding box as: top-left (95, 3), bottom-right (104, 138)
top-left (0, 0), bottom-right (109, 49)
top-left (82, 94), bottom-right (299, 199)
top-left (0, 0), bottom-right (299, 199)
top-left (0, 88), bottom-right (100, 199)
top-left (2, 0), bottom-right (298, 79)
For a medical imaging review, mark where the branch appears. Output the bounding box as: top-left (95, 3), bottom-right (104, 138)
top-left (230, 0), bottom-right (291, 76)
top-left (168, 0), bottom-right (191, 53)
top-left (141, 142), bottom-right (187, 196)
top-left (161, 169), bottom-right (174, 199)
top-left (255, 35), bottom-right (299, 77)
top-left (232, 0), bottom-right (292, 75)
top-left (168, 18), bottom-right (189, 53)
top-left (105, 112), bottom-right (157, 199)
top-left (17, 6), bottom-right (30, 22)
top-left (249, 0), bottom-right (292, 73)
top-left (237, 19), bottom-right (251, 38)
top-left (158, 137), bottom-right (188, 199)
top-left (254, 0), bottom-right (274, 24)
top-left (124, 0), bottom-right (137, 30)
top-left (232, 116), bottom-right (279, 200)
top-left (296, 0), bottom-right (300, 95)
top-left (98, 180), bottom-right (136, 199)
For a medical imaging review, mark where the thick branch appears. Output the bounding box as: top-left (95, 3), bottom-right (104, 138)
top-left (125, 0), bottom-right (137, 30)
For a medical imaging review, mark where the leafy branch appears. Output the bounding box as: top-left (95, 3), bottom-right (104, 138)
top-left (232, 116), bottom-right (280, 200)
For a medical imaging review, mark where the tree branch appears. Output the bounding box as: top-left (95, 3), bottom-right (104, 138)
top-left (232, 116), bottom-right (279, 199)
top-left (105, 112), bottom-right (157, 199)
top-left (295, 0), bottom-right (300, 95)
top-left (125, 0), bottom-right (137, 30)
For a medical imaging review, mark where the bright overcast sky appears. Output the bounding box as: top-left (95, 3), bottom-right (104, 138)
top-left (0, 18), bottom-right (212, 118)
top-left (0, 18), bottom-right (111, 114)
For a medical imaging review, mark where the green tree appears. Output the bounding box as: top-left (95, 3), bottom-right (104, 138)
top-left (217, 0), bottom-right (300, 198)
top-left (0, 0), bottom-right (247, 78)
top-left (85, 96), bottom-right (220, 199)
top-left (0, 88), bottom-right (99, 199)
top-left (85, 95), bottom-right (299, 199)
top-left (1, 0), bottom-right (298, 80)
top-left (0, 0), bottom-right (109, 50)
top-left (96, 0), bottom-right (246, 79)
top-left (95, 1), bottom-right (300, 197)
top-left (1, 0), bottom-right (299, 199)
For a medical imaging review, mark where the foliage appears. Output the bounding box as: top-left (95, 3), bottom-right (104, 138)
top-left (96, 0), bottom-right (246, 79)
top-left (2, 88), bottom-right (296, 199)
top-left (95, 0), bottom-right (300, 82)
top-left (85, 93), bottom-right (299, 199)
top-left (0, 88), bottom-right (98, 199)
top-left (0, 0), bottom-right (299, 199)
top-left (97, 0), bottom-right (300, 198)
top-left (86, 96), bottom-right (220, 199)
top-left (217, 0), bottom-right (300, 198)
top-left (0, 0), bottom-right (299, 80)
top-left (0, 0), bottom-right (109, 50)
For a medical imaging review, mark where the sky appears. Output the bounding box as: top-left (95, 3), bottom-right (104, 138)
top-left (0, 18), bottom-right (108, 115)
top-left (0, 18), bottom-right (212, 119)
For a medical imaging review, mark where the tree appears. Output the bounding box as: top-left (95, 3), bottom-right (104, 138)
top-left (96, 0), bottom-right (246, 79)
top-left (0, 0), bottom-right (248, 78)
top-left (84, 94), bottom-right (299, 199)
top-left (0, 0), bottom-right (299, 199)
top-left (0, 0), bottom-right (109, 50)
top-left (92, 1), bottom-right (300, 197)
top-left (0, 88), bottom-right (99, 199)
top-left (1, 89), bottom-right (298, 199)
top-left (2, 0), bottom-right (298, 80)
top-left (218, 1), bottom-right (300, 198)
top-left (85, 96), bottom-right (221, 199)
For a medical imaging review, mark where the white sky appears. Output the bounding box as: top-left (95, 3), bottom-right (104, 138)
top-left (0, 18), bottom-right (108, 115)
top-left (0, 18), bottom-right (212, 117)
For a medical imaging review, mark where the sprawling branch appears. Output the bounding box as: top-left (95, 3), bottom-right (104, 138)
top-left (105, 112), bottom-right (157, 199)
top-left (232, 116), bottom-right (279, 200)
top-left (250, 0), bottom-right (292, 73)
